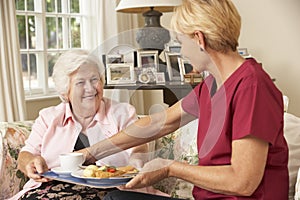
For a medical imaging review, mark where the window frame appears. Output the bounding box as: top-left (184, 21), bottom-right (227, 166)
top-left (16, 0), bottom-right (86, 98)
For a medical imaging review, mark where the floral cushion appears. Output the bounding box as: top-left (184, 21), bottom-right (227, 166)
top-left (0, 121), bottom-right (33, 200)
top-left (153, 120), bottom-right (198, 200)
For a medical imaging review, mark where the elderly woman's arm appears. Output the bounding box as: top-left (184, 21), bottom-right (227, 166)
top-left (126, 135), bottom-right (268, 196)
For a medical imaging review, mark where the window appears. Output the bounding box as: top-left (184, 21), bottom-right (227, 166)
top-left (15, 0), bottom-right (84, 97)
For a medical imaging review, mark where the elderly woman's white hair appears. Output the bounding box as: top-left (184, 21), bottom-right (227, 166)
top-left (52, 49), bottom-right (105, 102)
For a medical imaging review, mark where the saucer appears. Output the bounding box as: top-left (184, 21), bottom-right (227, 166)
top-left (51, 167), bottom-right (72, 177)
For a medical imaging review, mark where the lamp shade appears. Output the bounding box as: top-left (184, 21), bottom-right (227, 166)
top-left (116, 0), bottom-right (182, 13)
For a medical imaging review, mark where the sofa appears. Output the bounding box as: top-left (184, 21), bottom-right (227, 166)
top-left (0, 119), bottom-right (198, 200)
top-left (1, 113), bottom-right (300, 200)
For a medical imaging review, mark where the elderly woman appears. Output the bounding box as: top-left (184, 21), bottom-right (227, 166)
top-left (12, 49), bottom-right (148, 200)
top-left (80, 1), bottom-right (289, 200)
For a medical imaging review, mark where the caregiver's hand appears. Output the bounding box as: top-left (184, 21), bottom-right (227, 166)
top-left (124, 158), bottom-right (175, 189)
top-left (76, 147), bottom-right (97, 165)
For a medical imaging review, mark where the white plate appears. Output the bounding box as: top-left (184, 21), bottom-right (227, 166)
top-left (71, 169), bottom-right (134, 185)
top-left (51, 167), bottom-right (72, 177)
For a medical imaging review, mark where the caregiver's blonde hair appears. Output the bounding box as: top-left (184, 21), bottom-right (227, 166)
top-left (171, 0), bottom-right (241, 53)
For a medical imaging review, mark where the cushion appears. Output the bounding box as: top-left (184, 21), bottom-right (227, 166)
top-left (153, 119), bottom-right (198, 199)
top-left (0, 121), bottom-right (33, 200)
top-left (283, 113), bottom-right (300, 200)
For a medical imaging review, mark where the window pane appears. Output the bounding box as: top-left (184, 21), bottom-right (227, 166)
top-left (17, 15), bottom-right (27, 49)
top-left (57, 0), bottom-right (62, 13)
top-left (21, 53), bottom-right (38, 90)
top-left (29, 53), bottom-right (38, 90)
top-left (28, 16), bottom-right (36, 49)
top-left (29, 53), bottom-right (37, 82)
top-left (15, 0), bottom-right (25, 11)
top-left (27, 0), bottom-right (35, 11)
top-left (58, 17), bottom-right (63, 48)
top-left (47, 53), bottom-right (60, 88)
top-left (70, 17), bottom-right (81, 48)
top-left (70, 0), bottom-right (80, 13)
top-left (46, 0), bottom-right (55, 12)
top-left (46, 17), bottom-right (57, 49)
top-left (21, 54), bottom-right (29, 89)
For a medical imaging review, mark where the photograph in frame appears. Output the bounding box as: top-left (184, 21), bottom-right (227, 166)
top-left (106, 63), bottom-right (135, 84)
top-left (106, 45), bottom-right (136, 64)
top-left (155, 72), bottom-right (166, 83)
top-left (106, 54), bottom-right (123, 64)
top-left (165, 52), bottom-right (182, 81)
top-left (136, 67), bottom-right (157, 84)
top-left (179, 57), bottom-right (194, 75)
top-left (137, 50), bottom-right (159, 68)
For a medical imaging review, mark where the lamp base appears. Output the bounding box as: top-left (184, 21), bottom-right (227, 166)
top-left (136, 27), bottom-right (170, 50)
top-left (136, 8), bottom-right (170, 50)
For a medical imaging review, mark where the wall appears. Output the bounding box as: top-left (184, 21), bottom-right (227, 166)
top-left (233, 0), bottom-right (300, 116)
top-left (26, 96), bottom-right (61, 120)
top-left (161, 0), bottom-right (300, 117)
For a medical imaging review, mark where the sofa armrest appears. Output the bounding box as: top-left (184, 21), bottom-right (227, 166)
top-left (0, 121), bottom-right (33, 200)
top-left (284, 113), bottom-right (300, 199)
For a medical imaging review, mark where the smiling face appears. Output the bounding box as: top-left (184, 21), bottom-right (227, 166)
top-left (67, 63), bottom-right (103, 118)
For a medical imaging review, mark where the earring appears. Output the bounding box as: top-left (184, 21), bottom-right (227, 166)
top-left (200, 47), bottom-right (204, 51)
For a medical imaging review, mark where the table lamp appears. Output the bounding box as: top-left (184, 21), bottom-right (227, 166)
top-left (116, 0), bottom-right (182, 50)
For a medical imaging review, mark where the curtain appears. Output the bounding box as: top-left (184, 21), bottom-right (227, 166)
top-left (85, 0), bottom-right (139, 54)
top-left (0, 0), bottom-right (26, 122)
top-left (84, 0), bottom-right (145, 109)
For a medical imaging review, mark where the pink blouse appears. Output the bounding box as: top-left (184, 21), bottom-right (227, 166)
top-left (10, 98), bottom-right (137, 200)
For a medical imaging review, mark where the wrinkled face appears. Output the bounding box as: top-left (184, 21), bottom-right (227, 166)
top-left (177, 34), bottom-right (210, 73)
top-left (68, 63), bottom-right (103, 117)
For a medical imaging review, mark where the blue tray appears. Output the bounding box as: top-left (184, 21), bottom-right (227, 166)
top-left (42, 171), bottom-right (131, 188)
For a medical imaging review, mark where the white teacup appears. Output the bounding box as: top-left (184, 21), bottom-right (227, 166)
top-left (59, 152), bottom-right (84, 172)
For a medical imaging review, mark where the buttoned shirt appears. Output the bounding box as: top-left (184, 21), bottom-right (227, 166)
top-left (10, 98), bottom-right (137, 199)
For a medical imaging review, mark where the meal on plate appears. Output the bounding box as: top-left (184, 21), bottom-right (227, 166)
top-left (83, 165), bottom-right (138, 178)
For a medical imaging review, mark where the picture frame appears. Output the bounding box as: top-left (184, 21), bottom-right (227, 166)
top-left (106, 44), bottom-right (136, 64)
top-left (136, 67), bottom-right (157, 84)
top-left (137, 50), bottom-right (159, 68)
top-left (106, 63), bottom-right (135, 84)
top-left (165, 52), bottom-right (183, 81)
top-left (106, 54), bottom-right (123, 64)
top-left (178, 57), bottom-right (194, 75)
top-left (165, 42), bottom-right (181, 53)
top-left (155, 72), bottom-right (166, 83)
top-left (237, 47), bottom-right (252, 59)
top-left (237, 47), bottom-right (249, 56)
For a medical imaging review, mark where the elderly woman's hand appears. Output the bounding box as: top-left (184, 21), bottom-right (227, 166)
top-left (124, 158), bottom-right (175, 189)
top-left (18, 152), bottom-right (50, 182)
